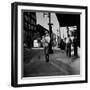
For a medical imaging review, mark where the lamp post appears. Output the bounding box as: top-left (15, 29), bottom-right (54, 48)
top-left (43, 12), bottom-right (53, 53)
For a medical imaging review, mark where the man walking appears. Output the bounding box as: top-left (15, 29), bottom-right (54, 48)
top-left (41, 31), bottom-right (50, 62)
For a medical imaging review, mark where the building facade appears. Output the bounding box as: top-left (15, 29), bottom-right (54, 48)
top-left (23, 11), bottom-right (37, 48)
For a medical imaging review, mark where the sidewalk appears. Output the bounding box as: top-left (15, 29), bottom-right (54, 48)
top-left (24, 48), bottom-right (80, 77)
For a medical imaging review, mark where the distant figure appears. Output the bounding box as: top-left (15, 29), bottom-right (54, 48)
top-left (41, 32), bottom-right (50, 62)
top-left (60, 39), bottom-right (66, 50)
top-left (73, 36), bottom-right (78, 56)
top-left (65, 35), bottom-right (72, 57)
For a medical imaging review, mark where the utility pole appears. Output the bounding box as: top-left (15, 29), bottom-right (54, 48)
top-left (48, 13), bottom-right (53, 53)
top-left (67, 26), bottom-right (69, 36)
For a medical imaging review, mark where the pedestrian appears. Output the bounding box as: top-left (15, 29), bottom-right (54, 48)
top-left (41, 32), bottom-right (50, 62)
top-left (73, 36), bottom-right (78, 56)
top-left (65, 35), bottom-right (72, 57)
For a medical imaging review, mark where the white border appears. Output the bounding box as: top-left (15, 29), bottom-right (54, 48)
top-left (18, 5), bottom-right (86, 84)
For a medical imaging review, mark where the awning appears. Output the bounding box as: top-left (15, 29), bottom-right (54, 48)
top-left (56, 13), bottom-right (80, 27)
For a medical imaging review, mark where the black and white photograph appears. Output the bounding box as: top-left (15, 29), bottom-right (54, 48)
top-left (23, 11), bottom-right (80, 77)
top-left (11, 2), bottom-right (87, 87)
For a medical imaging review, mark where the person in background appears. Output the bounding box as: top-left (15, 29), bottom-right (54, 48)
top-left (65, 35), bottom-right (72, 57)
top-left (41, 31), bottom-right (50, 62)
top-left (73, 35), bottom-right (78, 56)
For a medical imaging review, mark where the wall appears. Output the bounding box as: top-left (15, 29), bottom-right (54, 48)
top-left (0, 0), bottom-right (89, 89)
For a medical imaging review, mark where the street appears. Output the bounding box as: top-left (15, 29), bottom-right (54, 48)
top-left (23, 48), bottom-right (80, 77)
